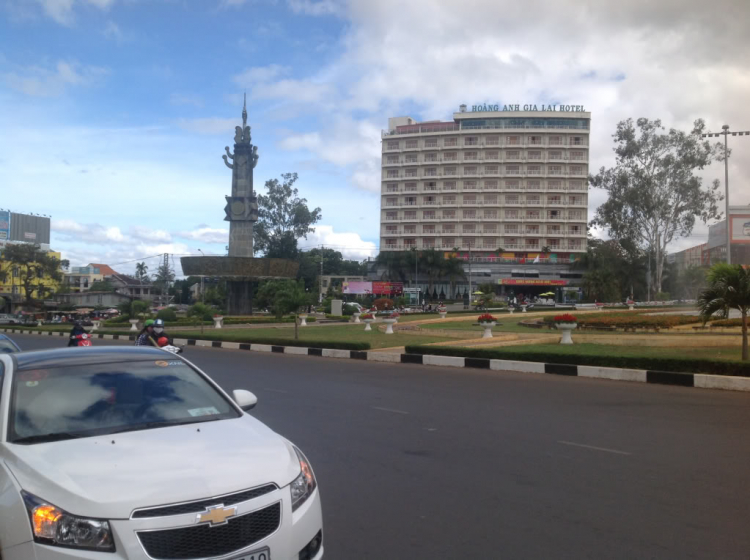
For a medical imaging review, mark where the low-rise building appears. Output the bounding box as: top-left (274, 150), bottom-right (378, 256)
top-left (0, 249), bottom-right (64, 313)
top-left (57, 290), bottom-right (132, 309)
top-left (64, 263), bottom-right (118, 292)
top-left (108, 273), bottom-right (156, 302)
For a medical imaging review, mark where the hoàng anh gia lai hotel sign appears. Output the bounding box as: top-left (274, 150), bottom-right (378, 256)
top-left (468, 103), bottom-right (586, 112)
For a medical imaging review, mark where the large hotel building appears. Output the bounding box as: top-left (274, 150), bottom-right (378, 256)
top-left (380, 106), bottom-right (590, 260)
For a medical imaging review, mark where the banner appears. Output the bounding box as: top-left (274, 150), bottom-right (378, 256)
top-left (499, 279), bottom-right (567, 286)
top-left (372, 281), bottom-right (404, 295)
top-left (342, 281), bottom-right (373, 294)
top-left (0, 211), bottom-right (9, 240)
top-left (730, 215), bottom-right (750, 244)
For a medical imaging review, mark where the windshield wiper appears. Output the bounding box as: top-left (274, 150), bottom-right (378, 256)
top-left (108, 417), bottom-right (223, 435)
top-left (12, 432), bottom-right (86, 444)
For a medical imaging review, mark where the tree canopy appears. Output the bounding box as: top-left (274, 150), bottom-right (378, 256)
top-left (254, 172), bottom-right (322, 258)
top-left (0, 244), bottom-right (68, 308)
top-left (590, 118), bottom-right (723, 293)
top-left (698, 264), bottom-right (750, 360)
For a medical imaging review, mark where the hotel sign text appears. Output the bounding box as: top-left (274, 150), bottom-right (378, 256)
top-left (470, 104), bottom-right (585, 112)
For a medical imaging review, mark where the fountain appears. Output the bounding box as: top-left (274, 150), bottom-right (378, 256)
top-left (180, 96), bottom-right (298, 314)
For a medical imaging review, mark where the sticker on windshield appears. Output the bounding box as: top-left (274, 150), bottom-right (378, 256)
top-left (188, 407), bottom-right (220, 417)
top-left (25, 381), bottom-right (39, 388)
top-left (155, 360), bottom-right (169, 367)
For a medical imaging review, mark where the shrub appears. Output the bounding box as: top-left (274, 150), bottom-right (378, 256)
top-left (711, 318), bottom-right (745, 327)
top-left (156, 308), bottom-right (177, 322)
top-left (325, 314), bottom-right (347, 320)
top-left (342, 304), bottom-right (357, 316)
top-left (373, 298), bottom-right (394, 311)
top-left (403, 345), bottom-right (750, 377)
top-left (187, 303), bottom-right (215, 322)
top-left (655, 291), bottom-right (670, 301)
top-left (542, 311), bottom-right (700, 329)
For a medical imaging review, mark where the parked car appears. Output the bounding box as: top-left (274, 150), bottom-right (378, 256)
top-left (0, 347), bottom-right (324, 560)
top-left (0, 334), bottom-right (21, 353)
top-left (0, 314), bottom-right (18, 325)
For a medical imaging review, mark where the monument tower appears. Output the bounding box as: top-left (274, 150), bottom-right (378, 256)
top-left (181, 98), bottom-right (299, 315)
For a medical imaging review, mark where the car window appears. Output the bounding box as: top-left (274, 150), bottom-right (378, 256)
top-left (0, 339), bottom-right (19, 353)
top-left (9, 359), bottom-right (240, 443)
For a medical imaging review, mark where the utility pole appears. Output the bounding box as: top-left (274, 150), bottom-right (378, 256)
top-left (197, 249), bottom-right (205, 303)
top-left (319, 245), bottom-right (324, 303)
top-left (162, 253), bottom-right (169, 307)
top-left (701, 124), bottom-right (750, 265)
top-left (468, 243), bottom-right (473, 296)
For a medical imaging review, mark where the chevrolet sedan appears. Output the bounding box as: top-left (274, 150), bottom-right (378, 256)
top-left (0, 347), bottom-right (323, 560)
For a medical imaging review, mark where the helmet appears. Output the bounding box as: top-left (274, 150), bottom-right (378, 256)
top-left (153, 319), bottom-right (165, 327)
top-left (74, 320), bottom-right (82, 328)
top-left (144, 319), bottom-right (155, 327)
top-left (157, 336), bottom-right (169, 347)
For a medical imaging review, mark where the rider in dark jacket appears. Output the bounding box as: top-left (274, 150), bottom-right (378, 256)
top-left (68, 321), bottom-right (88, 347)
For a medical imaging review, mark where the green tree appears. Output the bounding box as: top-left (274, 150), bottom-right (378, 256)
top-left (443, 256), bottom-right (466, 299)
top-left (591, 118), bottom-right (724, 293)
top-left (698, 264), bottom-right (750, 360)
top-left (187, 302), bottom-right (214, 321)
top-left (296, 248), bottom-right (367, 291)
top-left (677, 265), bottom-right (707, 300)
top-left (153, 260), bottom-right (175, 304)
top-left (1, 244), bottom-right (68, 308)
top-left (375, 251), bottom-right (410, 283)
top-left (273, 279), bottom-right (313, 340)
top-left (135, 262), bottom-right (149, 282)
top-left (419, 249), bottom-right (446, 297)
top-left (254, 172), bottom-right (322, 258)
top-left (89, 280), bottom-right (115, 292)
top-left (117, 299), bottom-right (150, 319)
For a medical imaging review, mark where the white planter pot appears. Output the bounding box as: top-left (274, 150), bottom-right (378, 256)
top-left (439, 311), bottom-right (447, 319)
top-left (556, 322), bottom-right (577, 344)
top-left (479, 321), bottom-right (496, 338)
top-left (298, 314), bottom-right (308, 327)
top-left (509, 308), bottom-right (514, 315)
top-left (352, 312), bottom-right (361, 324)
top-left (382, 318), bottom-right (397, 334)
top-left (129, 319), bottom-right (139, 332)
top-left (521, 305), bottom-right (528, 313)
top-left (91, 320), bottom-right (101, 331)
top-left (628, 305), bottom-right (634, 311)
top-left (213, 316), bottom-right (224, 329)
top-left (363, 318), bottom-right (374, 331)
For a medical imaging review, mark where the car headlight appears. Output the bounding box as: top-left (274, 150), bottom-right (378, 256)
top-left (290, 446), bottom-right (317, 512)
top-left (21, 491), bottom-right (115, 552)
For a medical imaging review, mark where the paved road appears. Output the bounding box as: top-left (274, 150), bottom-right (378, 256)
top-left (8, 334), bottom-right (750, 559)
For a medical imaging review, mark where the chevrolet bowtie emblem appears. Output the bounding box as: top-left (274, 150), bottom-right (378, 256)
top-left (197, 505), bottom-right (237, 527)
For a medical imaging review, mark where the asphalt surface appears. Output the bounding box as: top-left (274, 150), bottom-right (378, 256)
top-left (7, 333), bottom-right (750, 559)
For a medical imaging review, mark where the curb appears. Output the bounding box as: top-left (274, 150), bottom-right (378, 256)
top-left (5, 328), bottom-right (750, 393)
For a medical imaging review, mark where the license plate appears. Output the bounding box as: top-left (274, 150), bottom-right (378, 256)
top-left (233, 548), bottom-right (270, 560)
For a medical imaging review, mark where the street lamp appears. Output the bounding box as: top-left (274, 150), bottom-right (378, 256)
top-left (197, 249), bottom-right (205, 303)
top-left (702, 125), bottom-right (750, 265)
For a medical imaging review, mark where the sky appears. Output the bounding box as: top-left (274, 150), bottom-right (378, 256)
top-left (1, 0), bottom-right (748, 277)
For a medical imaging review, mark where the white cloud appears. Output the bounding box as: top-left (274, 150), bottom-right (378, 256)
top-left (3, 60), bottom-right (108, 97)
top-left (301, 225), bottom-right (377, 260)
top-left (175, 117), bottom-right (238, 135)
top-left (102, 20), bottom-right (124, 42)
top-left (175, 227), bottom-right (229, 245)
top-left (53, 219), bottom-right (87, 234)
top-left (233, 64), bottom-right (289, 86)
top-left (170, 93), bottom-right (204, 107)
top-left (129, 226), bottom-right (172, 243)
top-left (35, 0), bottom-right (115, 25)
top-left (287, 0), bottom-right (342, 16)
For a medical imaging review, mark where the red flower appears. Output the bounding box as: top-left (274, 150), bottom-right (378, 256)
top-left (478, 313), bottom-right (497, 322)
top-left (361, 313), bottom-right (374, 320)
top-left (554, 314), bottom-right (577, 323)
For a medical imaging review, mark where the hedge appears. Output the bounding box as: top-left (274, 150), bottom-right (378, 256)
top-left (403, 345), bottom-right (750, 377)
top-left (324, 315), bottom-right (348, 320)
top-left (103, 316), bottom-right (315, 328)
top-left (541, 311), bottom-right (701, 329)
top-left (711, 318), bottom-right (747, 328)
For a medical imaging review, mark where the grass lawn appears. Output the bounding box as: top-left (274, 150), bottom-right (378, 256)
top-left (419, 319), bottom-right (542, 334)
top-left (171, 324), bottom-right (456, 349)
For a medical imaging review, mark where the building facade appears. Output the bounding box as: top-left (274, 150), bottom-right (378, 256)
top-left (380, 107), bottom-right (590, 258)
top-left (64, 263), bottom-right (119, 292)
top-left (0, 249), bottom-right (63, 312)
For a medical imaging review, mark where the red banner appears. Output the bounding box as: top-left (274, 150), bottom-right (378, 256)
top-left (372, 281), bottom-right (404, 295)
top-left (499, 279), bottom-right (567, 286)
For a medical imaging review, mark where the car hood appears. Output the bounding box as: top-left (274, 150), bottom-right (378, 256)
top-left (3, 416), bottom-right (300, 519)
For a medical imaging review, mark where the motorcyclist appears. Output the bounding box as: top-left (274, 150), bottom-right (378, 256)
top-left (67, 320), bottom-right (88, 347)
top-left (152, 318), bottom-right (172, 347)
top-left (135, 319), bottom-right (156, 346)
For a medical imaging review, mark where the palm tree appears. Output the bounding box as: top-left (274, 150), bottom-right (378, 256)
top-left (419, 248), bottom-right (445, 297)
top-left (135, 262), bottom-right (149, 282)
top-left (375, 251), bottom-right (409, 283)
top-left (698, 263), bottom-right (750, 361)
top-left (443, 256), bottom-right (466, 300)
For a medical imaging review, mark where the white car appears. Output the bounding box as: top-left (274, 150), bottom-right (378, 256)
top-left (0, 347), bottom-right (323, 560)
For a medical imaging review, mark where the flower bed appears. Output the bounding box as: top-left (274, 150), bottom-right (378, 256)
top-left (542, 311), bottom-right (700, 330)
top-left (478, 313), bottom-right (497, 323)
top-left (710, 318), bottom-right (748, 328)
top-left (360, 313), bottom-right (374, 320)
top-left (553, 314), bottom-right (577, 324)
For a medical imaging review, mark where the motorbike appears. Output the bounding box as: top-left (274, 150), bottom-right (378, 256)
top-left (156, 336), bottom-right (183, 355)
top-left (69, 333), bottom-right (93, 347)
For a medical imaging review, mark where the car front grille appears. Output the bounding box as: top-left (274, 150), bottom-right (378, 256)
top-left (137, 501), bottom-right (281, 560)
top-left (132, 484), bottom-right (278, 518)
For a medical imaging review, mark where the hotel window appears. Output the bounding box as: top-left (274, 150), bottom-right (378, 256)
top-left (387, 140), bottom-right (399, 150)
top-left (404, 211), bottom-right (417, 219)
top-left (386, 155), bottom-right (399, 164)
top-left (465, 136), bottom-right (478, 146)
top-left (483, 238), bottom-right (497, 249)
top-left (464, 166), bottom-right (478, 175)
top-left (529, 135), bottom-right (542, 145)
top-left (547, 210), bottom-right (561, 220)
top-left (549, 165), bottom-right (563, 175)
top-left (547, 225), bottom-right (561, 234)
top-left (464, 238), bottom-right (477, 248)
top-left (404, 224), bottom-right (416, 234)
top-left (385, 225), bottom-right (398, 233)
top-left (506, 194), bottom-right (520, 204)
top-left (463, 210), bottom-right (477, 219)
top-left (569, 210), bottom-right (583, 220)
top-left (463, 195), bottom-right (477, 204)
top-left (526, 225), bottom-right (540, 234)
top-left (484, 224), bottom-right (497, 233)
top-left (464, 180), bottom-right (478, 189)
top-left (506, 150), bottom-right (520, 159)
top-left (569, 225), bottom-right (583, 235)
top-left (424, 153), bottom-right (438, 162)
top-left (506, 136), bottom-right (520, 145)
top-left (423, 196), bottom-right (437, 206)
top-left (528, 151), bottom-right (542, 160)
top-left (423, 211), bottom-right (436, 219)
top-left (444, 137), bottom-right (458, 147)
top-left (463, 224), bottom-right (476, 233)
top-left (424, 167), bottom-right (437, 177)
top-left (404, 196), bottom-right (417, 206)
top-left (403, 239), bottom-right (416, 248)
top-left (385, 197), bottom-right (398, 207)
top-left (571, 136), bottom-right (584, 146)
top-left (527, 195), bottom-right (541, 205)
top-left (423, 239), bottom-right (435, 248)
top-left (527, 165), bottom-right (541, 175)
top-left (549, 135), bottom-right (563, 146)
top-left (464, 151), bottom-right (478, 161)
top-left (484, 195), bottom-right (498, 204)
top-left (483, 180), bottom-right (498, 190)
top-left (486, 150), bottom-right (499, 160)
top-left (569, 180), bottom-right (585, 191)
top-left (505, 224), bottom-right (519, 234)
top-left (547, 239), bottom-right (561, 248)
top-left (443, 210), bottom-right (456, 219)
top-left (548, 180), bottom-right (563, 190)
top-left (526, 239), bottom-right (540, 248)
top-left (442, 225), bottom-right (455, 234)
top-left (506, 165), bottom-right (520, 175)
top-left (549, 151), bottom-right (562, 160)
top-left (527, 180), bottom-right (541, 190)
top-left (505, 210), bottom-right (519, 219)
top-left (527, 210), bottom-right (541, 219)
top-left (424, 181), bottom-right (437, 191)
top-left (443, 181), bottom-right (457, 191)
top-left (505, 237), bottom-right (518, 247)
top-left (505, 180), bottom-right (521, 190)
top-left (569, 196), bottom-right (583, 205)
top-left (571, 151), bottom-right (585, 161)
top-left (386, 169), bottom-right (399, 178)
top-left (386, 183), bottom-right (398, 193)
top-left (548, 195), bottom-right (562, 205)
top-left (486, 136), bottom-right (499, 146)
top-left (424, 139), bottom-right (438, 148)
top-left (445, 166), bottom-right (457, 175)
top-left (404, 182), bottom-right (417, 192)
top-left (405, 139), bottom-right (418, 149)
top-left (570, 165), bottom-right (584, 175)
top-left (404, 154), bottom-right (417, 163)
top-left (485, 165), bottom-right (499, 175)
top-left (484, 210), bottom-right (498, 219)
top-left (442, 237), bottom-right (455, 248)
top-left (444, 152), bottom-right (458, 161)
top-left (404, 168), bottom-right (418, 177)
top-left (386, 211), bottom-right (398, 220)
top-left (443, 195), bottom-right (456, 205)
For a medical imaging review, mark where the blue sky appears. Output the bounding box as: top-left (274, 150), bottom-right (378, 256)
top-left (1, 0), bottom-right (747, 276)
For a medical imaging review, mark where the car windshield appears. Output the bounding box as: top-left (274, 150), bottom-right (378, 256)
top-left (0, 339), bottom-right (18, 353)
top-left (9, 359), bottom-right (240, 443)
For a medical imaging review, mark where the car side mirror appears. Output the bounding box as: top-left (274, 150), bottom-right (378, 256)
top-left (233, 389), bottom-right (258, 411)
